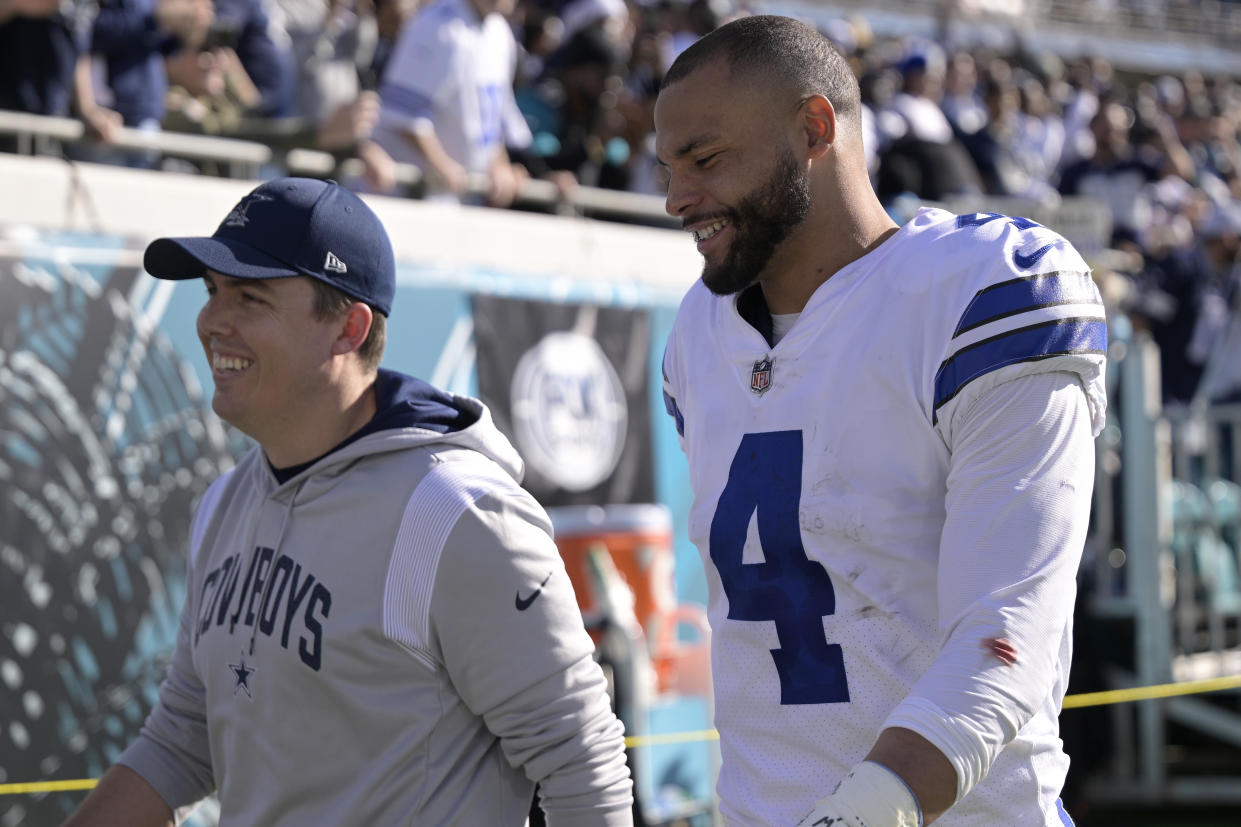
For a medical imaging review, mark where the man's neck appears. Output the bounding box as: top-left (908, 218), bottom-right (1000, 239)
top-left (262, 378), bottom-right (379, 469)
top-left (759, 197), bottom-right (899, 314)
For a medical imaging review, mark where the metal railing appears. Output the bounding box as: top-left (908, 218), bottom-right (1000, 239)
top-left (0, 110), bottom-right (678, 230)
top-left (1086, 318), bottom-right (1241, 807)
top-left (784, 0), bottom-right (1241, 45)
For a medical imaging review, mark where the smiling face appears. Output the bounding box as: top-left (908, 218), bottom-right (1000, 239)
top-left (696, 143), bottom-right (812, 296)
top-left (654, 59), bottom-right (813, 295)
top-left (197, 272), bottom-right (343, 446)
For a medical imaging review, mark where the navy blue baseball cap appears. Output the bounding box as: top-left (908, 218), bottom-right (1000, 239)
top-left (144, 177), bottom-right (397, 316)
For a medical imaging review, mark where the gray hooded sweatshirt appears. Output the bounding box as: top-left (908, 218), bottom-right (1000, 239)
top-left (119, 370), bottom-right (633, 825)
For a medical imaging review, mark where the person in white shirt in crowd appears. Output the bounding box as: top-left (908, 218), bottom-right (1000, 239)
top-left (374, 0), bottom-right (531, 205)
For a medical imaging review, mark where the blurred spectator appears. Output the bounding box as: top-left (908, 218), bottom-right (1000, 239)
top-left (957, 60), bottom-right (1058, 202)
top-left (875, 48), bottom-right (984, 202)
top-left (271, 0), bottom-right (373, 122)
top-left (0, 0), bottom-right (82, 125)
top-left (939, 49), bottom-right (987, 137)
top-left (512, 0), bottom-right (564, 88)
top-left (1058, 96), bottom-right (1194, 248)
top-left (623, 4), bottom-right (664, 104)
top-left (85, 0), bottom-right (290, 163)
top-left (369, 0), bottom-right (417, 84)
top-left (256, 0), bottom-right (403, 191)
top-left (1188, 202), bottom-right (1241, 403)
top-left (887, 49), bottom-right (954, 144)
top-left (1013, 74), bottom-right (1066, 196)
top-left (74, 51), bottom-right (126, 144)
top-left (1132, 181), bottom-right (1214, 402)
top-left (664, 0), bottom-right (720, 65)
top-left (518, 20), bottom-right (630, 190)
top-left (203, 0), bottom-right (294, 117)
top-left (1058, 56), bottom-right (1111, 170)
top-left (374, 0), bottom-right (531, 205)
top-left (559, 0), bottom-right (626, 48)
top-left (89, 0), bottom-right (213, 132)
top-left (859, 64), bottom-right (901, 185)
top-left (162, 35), bottom-right (262, 135)
top-left (615, 8), bottom-right (668, 195)
top-left (1178, 93), bottom-right (1241, 198)
top-left (961, 65), bottom-right (1031, 198)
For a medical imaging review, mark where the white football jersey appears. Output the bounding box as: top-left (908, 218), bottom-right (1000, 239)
top-left (376, 0), bottom-right (531, 180)
top-left (662, 207), bottom-right (1106, 826)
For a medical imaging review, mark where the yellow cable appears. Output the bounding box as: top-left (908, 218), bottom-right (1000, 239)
top-left (624, 728), bottom-right (720, 749)
top-left (1060, 673), bottom-right (1241, 709)
top-left (8, 676), bottom-right (1241, 796)
top-left (0, 779), bottom-right (98, 794)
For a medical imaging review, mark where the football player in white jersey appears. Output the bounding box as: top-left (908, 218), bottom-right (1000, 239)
top-left (374, 0), bottom-right (531, 205)
top-left (655, 16), bottom-right (1106, 827)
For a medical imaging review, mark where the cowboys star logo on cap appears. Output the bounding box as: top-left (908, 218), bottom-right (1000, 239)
top-left (750, 356), bottom-right (773, 395)
top-left (222, 193), bottom-right (274, 228)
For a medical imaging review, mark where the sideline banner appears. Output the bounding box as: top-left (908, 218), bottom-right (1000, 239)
top-left (0, 245), bottom-right (248, 825)
top-left (472, 295), bottom-right (656, 506)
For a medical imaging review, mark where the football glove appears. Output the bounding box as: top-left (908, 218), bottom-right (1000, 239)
top-left (794, 760), bottom-right (923, 827)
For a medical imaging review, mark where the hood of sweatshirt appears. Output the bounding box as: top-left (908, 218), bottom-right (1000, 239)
top-left (261, 368), bottom-right (524, 493)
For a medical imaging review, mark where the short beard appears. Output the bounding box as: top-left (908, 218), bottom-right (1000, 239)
top-left (700, 148), bottom-right (812, 296)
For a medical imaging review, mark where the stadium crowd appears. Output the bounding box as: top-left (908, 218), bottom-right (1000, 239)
top-left (2, 0), bottom-right (1240, 401)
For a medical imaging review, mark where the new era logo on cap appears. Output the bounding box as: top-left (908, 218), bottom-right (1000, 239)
top-left (324, 252), bottom-right (347, 273)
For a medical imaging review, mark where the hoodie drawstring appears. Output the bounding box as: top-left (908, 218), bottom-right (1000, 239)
top-left (248, 482), bottom-right (303, 656)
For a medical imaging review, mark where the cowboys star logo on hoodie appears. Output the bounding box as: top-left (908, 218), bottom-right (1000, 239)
top-left (229, 651), bottom-right (257, 699)
top-left (222, 193), bottom-right (274, 228)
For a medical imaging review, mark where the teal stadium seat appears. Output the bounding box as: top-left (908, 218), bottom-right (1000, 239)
top-left (1167, 480), bottom-right (1241, 616)
top-left (1205, 479), bottom-right (1241, 614)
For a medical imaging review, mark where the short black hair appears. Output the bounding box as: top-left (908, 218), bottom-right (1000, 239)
top-left (661, 15), bottom-right (859, 124)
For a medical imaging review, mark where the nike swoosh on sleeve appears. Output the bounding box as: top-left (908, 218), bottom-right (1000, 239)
top-left (515, 570), bottom-right (554, 611)
top-left (1012, 243), bottom-right (1056, 270)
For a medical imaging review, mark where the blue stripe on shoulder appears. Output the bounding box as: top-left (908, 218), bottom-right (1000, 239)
top-left (379, 83), bottom-right (434, 119)
top-left (663, 391), bottom-right (685, 437)
top-left (954, 271), bottom-right (1101, 337)
top-left (933, 317), bottom-right (1107, 418)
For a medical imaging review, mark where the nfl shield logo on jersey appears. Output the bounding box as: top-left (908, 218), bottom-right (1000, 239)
top-left (750, 357), bottom-right (773, 395)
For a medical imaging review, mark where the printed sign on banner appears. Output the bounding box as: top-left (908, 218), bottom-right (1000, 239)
top-left (471, 294), bottom-right (656, 506)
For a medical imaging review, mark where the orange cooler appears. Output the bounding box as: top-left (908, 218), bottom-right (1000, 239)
top-left (547, 504), bottom-right (709, 696)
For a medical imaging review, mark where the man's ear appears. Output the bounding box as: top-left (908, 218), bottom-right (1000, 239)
top-left (332, 302), bottom-right (374, 356)
top-left (801, 94), bottom-right (837, 159)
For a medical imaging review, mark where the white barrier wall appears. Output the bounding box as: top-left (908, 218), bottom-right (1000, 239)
top-left (0, 154), bottom-right (700, 291)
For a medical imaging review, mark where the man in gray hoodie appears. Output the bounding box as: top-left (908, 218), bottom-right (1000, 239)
top-left (62, 177), bottom-right (634, 826)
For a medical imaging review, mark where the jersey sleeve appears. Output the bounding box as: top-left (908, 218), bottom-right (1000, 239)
top-left (930, 213), bottom-right (1108, 447)
top-left (886, 370), bottom-right (1096, 803)
top-left (876, 213), bottom-right (1108, 804)
top-left (377, 8), bottom-right (460, 134)
top-left (115, 473), bottom-right (234, 810)
top-left (421, 460), bottom-right (634, 823)
top-left (660, 318), bottom-right (688, 452)
top-left (502, 82), bottom-right (534, 151)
